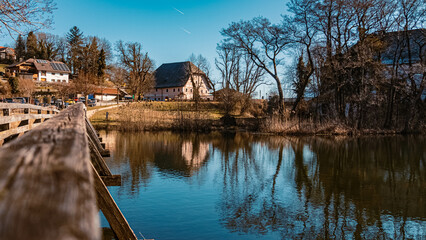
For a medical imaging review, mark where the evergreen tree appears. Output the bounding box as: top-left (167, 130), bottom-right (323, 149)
top-left (8, 77), bottom-right (19, 95)
top-left (66, 26), bottom-right (84, 74)
top-left (26, 32), bottom-right (38, 59)
top-left (15, 34), bottom-right (26, 62)
top-left (97, 48), bottom-right (106, 79)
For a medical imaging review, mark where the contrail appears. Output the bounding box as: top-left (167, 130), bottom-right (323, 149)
top-left (173, 7), bottom-right (185, 15)
top-left (180, 27), bottom-right (191, 34)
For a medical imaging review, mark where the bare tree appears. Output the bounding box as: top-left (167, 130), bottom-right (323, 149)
top-left (70, 72), bottom-right (96, 106)
top-left (221, 17), bottom-right (292, 117)
top-left (0, 0), bottom-right (56, 37)
top-left (216, 41), bottom-right (266, 115)
top-left (215, 41), bottom-right (240, 115)
top-left (116, 41), bottom-right (155, 100)
top-left (287, 0), bottom-right (317, 116)
top-left (18, 77), bottom-right (35, 103)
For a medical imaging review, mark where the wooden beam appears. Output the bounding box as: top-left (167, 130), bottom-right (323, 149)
top-left (88, 134), bottom-right (113, 176)
top-left (0, 114), bottom-right (55, 125)
top-left (86, 118), bottom-right (108, 155)
top-left (92, 163), bottom-right (137, 240)
top-left (0, 103), bottom-right (100, 240)
top-left (101, 175), bottom-right (122, 186)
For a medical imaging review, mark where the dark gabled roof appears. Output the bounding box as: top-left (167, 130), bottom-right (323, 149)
top-left (379, 29), bottom-right (425, 64)
top-left (153, 61), bottom-right (206, 88)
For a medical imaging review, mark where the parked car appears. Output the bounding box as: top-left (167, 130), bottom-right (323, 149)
top-left (4, 98), bottom-right (13, 103)
top-left (78, 97), bottom-right (86, 103)
top-left (124, 95), bottom-right (133, 102)
top-left (88, 99), bottom-right (97, 107)
top-left (13, 97), bottom-right (26, 104)
top-left (65, 99), bottom-right (75, 104)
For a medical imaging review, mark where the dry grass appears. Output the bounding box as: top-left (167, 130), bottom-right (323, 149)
top-left (259, 117), bottom-right (352, 135)
top-left (89, 102), bottom-right (407, 135)
top-left (90, 102), bottom-right (221, 131)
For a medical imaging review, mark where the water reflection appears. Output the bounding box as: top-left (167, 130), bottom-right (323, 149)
top-left (101, 131), bottom-right (425, 239)
top-left (103, 131), bottom-right (211, 194)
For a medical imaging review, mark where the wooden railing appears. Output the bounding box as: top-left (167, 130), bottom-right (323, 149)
top-left (0, 103), bottom-right (137, 240)
top-left (0, 103), bottom-right (59, 145)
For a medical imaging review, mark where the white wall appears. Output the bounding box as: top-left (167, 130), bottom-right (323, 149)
top-left (37, 71), bottom-right (69, 83)
top-left (145, 75), bottom-right (213, 101)
top-left (95, 95), bottom-right (117, 101)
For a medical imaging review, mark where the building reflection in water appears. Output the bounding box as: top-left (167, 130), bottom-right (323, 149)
top-left (101, 131), bottom-right (210, 194)
top-left (101, 130), bottom-right (425, 239)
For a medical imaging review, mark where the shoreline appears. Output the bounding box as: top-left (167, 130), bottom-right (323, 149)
top-left (89, 102), bottom-right (425, 137)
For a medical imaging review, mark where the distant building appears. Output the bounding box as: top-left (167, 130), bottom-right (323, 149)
top-left (0, 46), bottom-right (16, 62)
top-left (92, 87), bottom-right (128, 101)
top-left (144, 61), bottom-right (213, 101)
top-left (7, 58), bottom-right (71, 83)
top-left (378, 29), bottom-right (425, 100)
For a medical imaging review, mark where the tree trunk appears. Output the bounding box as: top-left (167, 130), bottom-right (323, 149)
top-left (275, 76), bottom-right (285, 118)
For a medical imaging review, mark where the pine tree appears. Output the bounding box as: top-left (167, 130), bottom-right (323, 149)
top-left (15, 34), bottom-right (26, 62)
top-left (8, 77), bottom-right (19, 95)
top-left (26, 32), bottom-right (38, 59)
top-left (66, 26), bottom-right (84, 74)
top-left (97, 48), bottom-right (106, 79)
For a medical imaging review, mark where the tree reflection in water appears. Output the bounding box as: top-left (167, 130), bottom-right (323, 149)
top-left (213, 135), bottom-right (425, 239)
top-left (102, 131), bottom-right (425, 239)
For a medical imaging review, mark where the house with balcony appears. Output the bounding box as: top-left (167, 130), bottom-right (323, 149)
top-left (7, 58), bottom-right (71, 83)
top-left (144, 61), bottom-right (213, 101)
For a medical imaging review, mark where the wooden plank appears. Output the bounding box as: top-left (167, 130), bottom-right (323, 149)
top-left (0, 114), bottom-right (55, 125)
top-left (92, 163), bottom-right (137, 240)
top-left (88, 134), bottom-right (113, 176)
top-left (101, 175), bottom-right (122, 186)
top-left (0, 125), bottom-right (30, 141)
top-left (0, 103), bottom-right (58, 113)
top-left (86, 118), bottom-right (107, 154)
top-left (0, 103), bottom-right (100, 240)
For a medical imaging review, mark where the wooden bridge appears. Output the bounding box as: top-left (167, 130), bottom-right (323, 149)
top-left (0, 103), bottom-right (138, 240)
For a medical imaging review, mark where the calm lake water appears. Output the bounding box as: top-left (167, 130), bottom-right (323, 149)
top-left (99, 131), bottom-right (425, 239)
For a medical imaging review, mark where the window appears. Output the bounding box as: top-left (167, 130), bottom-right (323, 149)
top-left (191, 89), bottom-right (193, 92)
top-left (62, 80), bottom-right (66, 82)
top-left (60, 73), bottom-right (63, 76)
top-left (166, 89), bottom-right (168, 92)
top-left (156, 89), bottom-right (158, 92)
top-left (178, 88), bottom-right (180, 92)
top-left (52, 73), bottom-right (55, 75)
top-left (173, 89), bottom-right (175, 92)
top-left (52, 79), bottom-right (55, 82)
top-left (41, 71), bottom-right (46, 76)
top-left (186, 88), bottom-right (188, 92)
top-left (41, 78), bottom-right (46, 82)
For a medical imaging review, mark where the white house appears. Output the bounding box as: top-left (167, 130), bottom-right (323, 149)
top-left (7, 58), bottom-right (71, 83)
top-left (145, 61), bottom-right (213, 101)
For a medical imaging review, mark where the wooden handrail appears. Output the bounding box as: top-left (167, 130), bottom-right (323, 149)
top-left (0, 103), bottom-right (59, 112)
top-left (0, 103), bottom-right (100, 240)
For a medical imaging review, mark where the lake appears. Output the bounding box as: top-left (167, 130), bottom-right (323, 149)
top-left (99, 131), bottom-right (425, 239)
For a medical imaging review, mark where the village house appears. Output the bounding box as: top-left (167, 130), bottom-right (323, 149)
top-left (144, 61), bottom-right (213, 101)
top-left (0, 46), bottom-right (15, 62)
top-left (92, 87), bottom-right (128, 101)
top-left (7, 58), bottom-right (71, 83)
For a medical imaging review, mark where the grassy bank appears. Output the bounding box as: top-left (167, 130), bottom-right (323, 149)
top-left (90, 102), bottom-right (223, 131)
top-left (89, 102), bottom-right (422, 135)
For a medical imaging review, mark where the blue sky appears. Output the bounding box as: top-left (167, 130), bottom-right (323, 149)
top-left (2, 0), bottom-right (290, 96)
